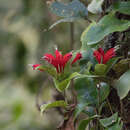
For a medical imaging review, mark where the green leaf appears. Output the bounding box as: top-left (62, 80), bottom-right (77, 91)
top-left (74, 103), bottom-right (87, 119)
top-left (54, 72), bottom-right (80, 92)
top-left (115, 70), bottom-right (130, 99)
top-left (99, 82), bottom-right (110, 103)
top-left (94, 64), bottom-right (107, 75)
top-left (49, 17), bottom-right (78, 30)
top-left (78, 115), bottom-right (99, 130)
top-left (100, 113), bottom-right (118, 127)
top-left (49, 0), bottom-right (88, 18)
top-left (105, 117), bottom-right (123, 130)
top-left (75, 77), bottom-right (98, 106)
top-left (37, 65), bottom-right (57, 78)
top-left (88, 0), bottom-right (104, 14)
top-left (83, 106), bottom-right (96, 117)
top-left (105, 57), bottom-right (119, 74)
top-left (40, 100), bottom-right (67, 113)
top-left (81, 13), bottom-right (130, 46)
top-left (80, 47), bottom-right (97, 65)
top-left (48, 0), bottom-right (88, 29)
top-left (111, 1), bottom-right (130, 15)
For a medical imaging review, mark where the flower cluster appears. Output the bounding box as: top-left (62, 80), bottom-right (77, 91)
top-left (31, 49), bottom-right (82, 73)
top-left (31, 47), bottom-right (117, 73)
top-left (93, 48), bottom-right (116, 64)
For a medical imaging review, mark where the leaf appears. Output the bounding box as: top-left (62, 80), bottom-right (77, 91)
top-left (74, 103), bottom-right (87, 119)
top-left (75, 77), bottom-right (98, 106)
top-left (49, 0), bottom-right (88, 18)
top-left (105, 57), bottom-right (119, 74)
top-left (40, 100), bottom-right (67, 113)
top-left (99, 113), bottom-right (118, 127)
top-left (48, 0), bottom-right (88, 29)
top-left (83, 106), bottom-right (96, 117)
top-left (54, 72), bottom-right (80, 92)
top-left (49, 17), bottom-right (78, 30)
top-left (94, 64), bottom-right (107, 75)
top-left (88, 0), bottom-right (104, 14)
top-left (105, 117), bottom-right (123, 130)
top-left (81, 13), bottom-right (130, 46)
top-left (113, 58), bottom-right (130, 78)
top-left (78, 115), bottom-right (99, 130)
top-left (99, 82), bottom-right (110, 103)
top-left (111, 1), bottom-right (130, 15)
top-left (37, 65), bottom-right (57, 78)
top-left (80, 47), bottom-right (97, 65)
top-left (115, 70), bottom-right (130, 99)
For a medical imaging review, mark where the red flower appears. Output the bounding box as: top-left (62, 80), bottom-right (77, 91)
top-left (43, 49), bottom-right (72, 73)
top-left (71, 52), bottom-right (82, 65)
top-left (93, 48), bottom-right (116, 64)
top-left (30, 64), bottom-right (43, 71)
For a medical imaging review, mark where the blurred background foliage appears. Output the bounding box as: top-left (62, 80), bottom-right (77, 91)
top-left (0, 0), bottom-right (87, 129)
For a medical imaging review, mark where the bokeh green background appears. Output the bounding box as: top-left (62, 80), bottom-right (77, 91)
top-left (0, 0), bottom-right (86, 129)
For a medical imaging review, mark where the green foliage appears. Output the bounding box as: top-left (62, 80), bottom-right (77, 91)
top-left (94, 64), bottom-right (107, 75)
top-left (88, 0), bottom-right (104, 14)
top-left (105, 57), bottom-right (119, 74)
top-left (49, 17), bottom-right (78, 30)
top-left (48, 0), bottom-right (88, 29)
top-left (99, 113), bottom-right (118, 127)
top-left (40, 100), bottom-right (67, 113)
top-left (50, 0), bottom-right (88, 18)
top-left (110, 1), bottom-right (130, 15)
top-left (81, 13), bottom-right (130, 46)
top-left (12, 102), bottom-right (23, 121)
top-left (53, 72), bottom-right (80, 92)
top-left (78, 115), bottom-right (99, 130)
top-left (99, 82), bottom-right (110, 103)
top-left (80, 47), bottom-right (97, 65)
top-left (100, 113), bottom-right (123, 130)
top-left (105, 118), bottom-right (123, 130)
top-left (75, 77), bottom-right (98, 106)
top-left (114, 70), bottom-right (130, 99)
top-left (37, 65), bottom-right (57, 78)
top-left (74, 77), bottom-right (110, 117)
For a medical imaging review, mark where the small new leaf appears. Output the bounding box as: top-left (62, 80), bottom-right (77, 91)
top-left (37, 65), bottom-right (57, 78)
top-left (54, 72), bottom-right (80, 92)
top-left (40, 100), bottom-right (67, 113)
top-left (78, 115), bottom-right (100, 130)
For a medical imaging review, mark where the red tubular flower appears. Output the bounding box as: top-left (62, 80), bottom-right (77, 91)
top-left (71, 52), bottom-right (82, 65)
top-left (43, 49), bottom-right (72, 73)
top-left (30, 64), bottom-right (43, 71)
top-left (93, 48), bottom-right (116, 64)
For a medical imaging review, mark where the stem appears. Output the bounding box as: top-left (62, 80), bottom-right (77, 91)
top-left (97, 84), bottom-right (101, 112)
top-left (107, 98), bottom-right (114, 115)
top-left (63, 90), bottom-right (68, 104)
top-left (97, 84), bottom-right (101, 130)
top-left (70, 23), bottom-right (74, 49)
top-left (69, 13), bottom-right (77, 105)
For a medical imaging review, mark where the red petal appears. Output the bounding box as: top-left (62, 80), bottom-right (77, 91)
top-left (63, 52), bottom-right (73, 63)
top-left (103, 48), bottom-right (115, 64)
top-left (98, 48), bottom-right (104, 56)
top-left (71, 52), bottom-right (82, 65)
top-left (93, 50), bottom-right (102, 64)
top-left (43, 54), bottom-right (55, 63)
top-left (55, 49), bottom-right (63, 73)
top-left (32, 64), bottom-right (41, 70)
top-left (55, 49), bottom-right (62, 58)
